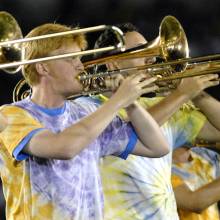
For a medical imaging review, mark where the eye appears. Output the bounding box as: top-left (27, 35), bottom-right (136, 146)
top-left (64, 57), bottom-right (77, 64)
top-left (71, 57), bottom-right (81, 63)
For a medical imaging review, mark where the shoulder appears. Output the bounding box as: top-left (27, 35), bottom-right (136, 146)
top-left (0, 101), bottom-right (42, 127)
top-left (0, 103), bottom-right (29, 117)
top-left (74, 96), bottom-right (102, 105)
top-left (138, 97), bottom-right (164, 108)
top-left (72, 96), bottom-right (101, 113)
top-left (192, 147), bottom-right (220, 164)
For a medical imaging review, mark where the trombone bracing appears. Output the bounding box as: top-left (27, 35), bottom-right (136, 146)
top-left (0, 11), bottom-right (125, 73)
top-left (79, 54), bottom-right (220, 81)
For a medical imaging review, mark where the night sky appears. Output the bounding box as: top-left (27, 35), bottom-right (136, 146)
top-left (0, 0), bottom-right (220, 104)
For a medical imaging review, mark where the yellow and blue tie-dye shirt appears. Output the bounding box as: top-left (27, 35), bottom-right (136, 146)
top-left (172, 147), bottom-right (220, 220)
top-left (0, 96), bottom-right (138, 220)
top-left (97, 95), bottom-right (207, 220)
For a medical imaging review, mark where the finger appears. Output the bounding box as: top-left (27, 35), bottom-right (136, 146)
top-left (191, 64), bottom-right (210, 72)
top-left (157, 91), bottom-right (171, 97)
top-left (193, 73), bottom-right (217, 80)
top-left (105, 75), bottom-right (121, 90)
top-left (156, 81), bottom-right (168, 87)
top-left (129, 73), bottom-right (147, 81)
top-left (141, 85), bottom-right (159, 95)
top-left (114, 76), bottom-right (124, 88)
top-left (104, 76), bottom-right (113, 89)
top-left (199, 74), bottom-right (219, 81)
top-left (114, 74), bottom-right (124, 82)
top-left (138, 77), bottom-right (157, 88)
top-left (205, 80), bottom-right (220, 88)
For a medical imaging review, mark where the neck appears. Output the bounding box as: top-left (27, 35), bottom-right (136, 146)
top-left (31, 85), bottom-right (65, 108)
top-left (101, 91), bottom-right (112, 98)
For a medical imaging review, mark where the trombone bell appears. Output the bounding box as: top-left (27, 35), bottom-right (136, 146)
top-left (160, 15), bottom-right (189, 72)
top-left (0, 11), bottom-right (23, 74)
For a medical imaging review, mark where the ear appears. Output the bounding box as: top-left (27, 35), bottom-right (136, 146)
top-left (106, 61), bottom-right (120, 70)
top-left (35, 63), bottom-right (49, 76)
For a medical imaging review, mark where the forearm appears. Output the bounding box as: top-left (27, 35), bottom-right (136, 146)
top-left (64, 98), bottom-right (121, 146)
top-left (147, 89), bottom-right (190, 126)
top-left (126, 101), bottom-right (169, 156)
top-left (150, 73), bottom-right (219, 126)
top-left (193, 91), bottom-right (220, 131)
top-left (27, 74), bottom-right (164, 159)
top-left (192, 177), bottom-right (220, 212)
top-left (175, 178), bottom-right (220, 214)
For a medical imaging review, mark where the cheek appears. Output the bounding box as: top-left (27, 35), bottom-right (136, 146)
top-left (135, 58), bottom-right (145, 66)
top-left (126, 58), bottom-right (145, 68)
top-left (120, 60), bottom-right (136, 69)
top-left (59, 66), bottom-right (73, 78)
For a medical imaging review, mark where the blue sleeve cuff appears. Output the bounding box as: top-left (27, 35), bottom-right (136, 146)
top-left (13, 128), bottom-right (45, 161)
top-left (118, 128), bottom-right (138, 160)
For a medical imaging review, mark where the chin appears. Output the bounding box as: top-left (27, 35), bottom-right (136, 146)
top-left (65, 89), bottom-right (82, 99)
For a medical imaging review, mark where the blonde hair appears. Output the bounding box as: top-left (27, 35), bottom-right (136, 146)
top-left (22, 23), bottom-right (87, 86)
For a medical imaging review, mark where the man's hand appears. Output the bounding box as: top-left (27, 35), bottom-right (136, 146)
top-left (111, 74), bottom-right (158, 108)
top-left (176, 74), bottom-right (219, 99)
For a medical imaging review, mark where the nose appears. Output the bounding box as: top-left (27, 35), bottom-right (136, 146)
top-left (76, 58), bottom-right (84, 71)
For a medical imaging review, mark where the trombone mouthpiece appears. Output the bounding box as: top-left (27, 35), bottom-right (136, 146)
top-left (76, 71), bottom-right (89, 81)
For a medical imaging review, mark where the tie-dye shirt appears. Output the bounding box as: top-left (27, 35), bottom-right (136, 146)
top-left (98, 96), bottom-right (206, 220)
top-left (0, 96), bottom-right (137, 220)
top-left (172, 147), bottom-right (220, 220)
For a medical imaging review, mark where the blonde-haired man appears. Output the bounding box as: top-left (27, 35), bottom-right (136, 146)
top-left (0, 23), bottom-right (169, 220)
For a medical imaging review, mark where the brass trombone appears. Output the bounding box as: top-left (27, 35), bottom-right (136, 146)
top-left (0, 11), bottom-right (125, 74)
top-left (0, 12), bottom-right (219, 101)
top-left (76, 15), bottom-right (189, 94)
top-left (11, 15), bottom-right (191, 101)
top-left (84, 15), bottom-right (189, 73)
top-left (77, 15), bottom-right (220, 94)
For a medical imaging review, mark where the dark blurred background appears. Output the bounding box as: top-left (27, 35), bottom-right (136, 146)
top-left (1, 0), bottom-right (220, 105)
top-left (0, 0), bottom-right (220, 218)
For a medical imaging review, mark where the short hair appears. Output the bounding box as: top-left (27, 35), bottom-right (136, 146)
top-left (94, 23), bottom-right (138, 55)
top-left (22, 23), bottom-right (87, 86)
top-left (93, 23), bottom-right (138, 73)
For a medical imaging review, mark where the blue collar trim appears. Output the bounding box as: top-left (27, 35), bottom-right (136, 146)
top-left (30, 100), bottom-right (66, 116)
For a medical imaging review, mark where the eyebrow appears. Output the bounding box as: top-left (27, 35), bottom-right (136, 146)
top-left (136, 43), bottom-right (147, 47)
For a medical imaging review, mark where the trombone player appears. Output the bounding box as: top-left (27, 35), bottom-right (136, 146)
top-left (0, 22), bottom-right (169, 220)
top-left (94, 22), bottom-right (220, 220)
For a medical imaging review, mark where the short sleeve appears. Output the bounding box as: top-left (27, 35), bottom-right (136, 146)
top-left (99, 117), bottom-right (137, 159)
top-left (75, 96), bottom-right (138, 159)
top-left (172, 108), bottom-right (207, 149)
top-left (73, 96), bottom-right (101, 114)
top-left (192, 147), bottom-right (220, 177)
top-left (171, 174), bottom-right (184, 188)
top-left (0, 105), bottom-right (44, 161)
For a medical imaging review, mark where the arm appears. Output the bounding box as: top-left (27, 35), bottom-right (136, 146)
top-left (25, 99), bottom-right (124, 159)
top-left (196, 119), bottom-right (220, 143)
top-left (147, 74), bottom-right (219, 126)
top-left (25, 74), bottom-right (168, 159)
top-left (174, 178), bottom-right (220, 213)
top-left (147, 89), bottom-right (190, 126)
top-left (126, 101), bottom-right (169, 157)
top-left (193, 91), bottom-right (220, 131)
